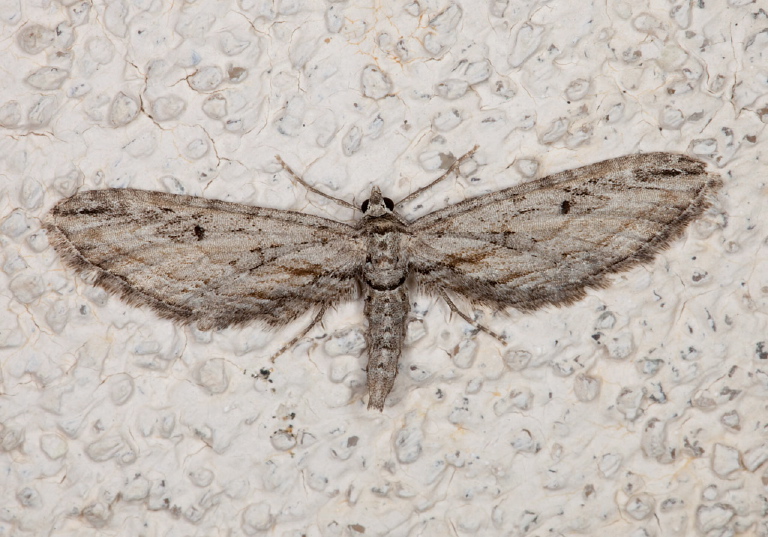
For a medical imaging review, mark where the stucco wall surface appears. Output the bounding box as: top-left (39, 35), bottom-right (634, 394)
top-left (0, 0), bottom-right (767, 536)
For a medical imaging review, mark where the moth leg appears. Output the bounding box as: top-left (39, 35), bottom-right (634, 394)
top-left (274, 155), bottom-right (358, 212)
top-left (269, 306), bottom-right (328, 363)
top-left (438, 290), bottom-right (507, 345)
top-left (395, 145), bottom-right (480, 207)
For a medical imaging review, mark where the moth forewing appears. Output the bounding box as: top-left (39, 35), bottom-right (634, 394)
top-left (45, 152), bottom-right (722, 410)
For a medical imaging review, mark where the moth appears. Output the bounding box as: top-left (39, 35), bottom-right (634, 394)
top-left (44, 150), bottom-right (722, 410)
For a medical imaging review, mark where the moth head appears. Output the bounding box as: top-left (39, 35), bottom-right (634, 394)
top-left (361, 186), bottom-right (395, 217)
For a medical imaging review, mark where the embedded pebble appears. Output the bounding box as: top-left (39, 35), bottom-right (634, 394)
top-left (189, 66), bottom-right (224, 92)
top-left (68, 1), bottom-right (91, 26)
top-left (3, 252), bottom-right (26, 274)
top-left (16, 487), bottom-right (43, 508)
top-left (219, 32), bottom-right (251, 56)
top-left (511, 429), bottom-right (539, 453)
top-left (574, 374), bottom-right (601, 402)
top-left (86, 37), bottom-right (115, 64)
top-left (151, 95), bottom-right (186, 121)
top-left (720, 410), bottom-right (740, 431)
top-left (423, 7), bottom-right (461, 53)
top-left (195, 359), bottom-right (229, 394)
top-left (604, 102), bottom-right (625, 123)
top-left (242, 502), bottom-right (273, 534)
top-left (0, 100), bottom-right (21, 127)
top-left (463, 60), bottom-right (491, 85)
top-left (594, 311), bottom-right (616, 330)
top-left (325, 5), bottom-right (344, 33)
top-left (502, 349), bottom-right (531, 370)
top-left (123, 476), bottom-right (151, 501)
top-left (161, 176), bottom-right (186, 195)
top-left (84, 286), bottom-right (109, 307)
top-left (565, 79), bottom-right (590, 101)
top-left (711, 443), bottom-right (742, 478)
top-left (508, 23), bottom-right (543, 67)
top-left (616, 387), bottom-right (644, 421)
top-left (17, 24), bottom-right (54, 54)
top-left (540, 118), bottom-right (569, 144)
top-left (395, 425), bottom-right (423, 463)
top-left (625, 493), bottom-right (655, 520)
top-left (227, 66), bottom-right (247, 83)
top-left (9, 272), bottom-right (44, 304)
top-left (0, 426), bottom-right (24, 451)
top-left (104, 0), bottom-right (128, 36)
top-left (492, 77), bottom-right (517, 99)
top-left (641, 418), bottom-right (671, 461)
top-left (436, 79), bottom-right (469, 100)
top-left (418, 150), bottom-right (446, 171)
top-left (54, 22), bottom-right (75, 50)
top-left (742, 443), bottom-right (768, 472)
top-left (605, 332), bottom-right (635, 360)
top-left (404, 318), bottom-right (427, 345)
top-left (186, 138), bottom-right (209, 159)
top-left (270, 430), bottom-right (296, 451)
top-left (515, 158), bottom-right (539, 178)
top-left (82, 502), bottom-right (111, 528)
top-left (109, 373), bottom-right (135, 405)
top-left (451, 338), bottom-right (478, 369)
top-left (330, 435), bottom-right (358, 461)
top-left (202, 94), bottom-right (228, 119)
top-left (493, 388), bottom-right (533, 415)
top-left (660, 106), bottom-right (685, 129)
top-left (636, 357), bottom-right (663, 376)
top-left (109, 92), bottom-right (139, 126)
top-left (188, 468), bottom-right (214, 487)
top-left (696, 503), bottom-right (735, 533)
top-left (598, 453), bottom-right (623, 478)
top-left (633, 13), bottom-right (667, 39)
top-left (361, 65), bottom-right (392, 99)
top-left (366, 115), bottom-right (384, 139)
top-left (342, 126), bottom-right (363, 156)
top-left (404, 1), bottom-right (421, 16)
top-left (1, 210), bottom-right (30, 237)
top-left (465, 377), bottom-right (483, 394)
top-left (20, 178), bottom-right (43, 209)
top-left (691, 138), bottom-right (717, 155)
top-left (45, 300), bottom-right (69, 333)
top-left (25, 67), bottom-right (69, 90)
top-left (40, 434), bottom-right (68, 460)
top-left (407, 362), bottom-right (434, 383)
top-left (53, 168), bottom-right (84, 197)
top-left (85, 436), bottom-right (125, 462)
top-left (395, 39), bottom-right (410, 60)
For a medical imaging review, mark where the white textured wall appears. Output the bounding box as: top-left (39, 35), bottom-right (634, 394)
top-left (1, 0), bottom-right (766, 536)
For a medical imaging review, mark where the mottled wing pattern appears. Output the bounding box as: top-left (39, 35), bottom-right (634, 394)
top-left (45, 189), bottom-right (366, 329)
top-left (406, 153), bottom-right (722, 311)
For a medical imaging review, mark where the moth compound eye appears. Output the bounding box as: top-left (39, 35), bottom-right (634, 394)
top-left (384, 197), bottom-right (395, 211)
top-left (361, 199), bottom-right (370, 213)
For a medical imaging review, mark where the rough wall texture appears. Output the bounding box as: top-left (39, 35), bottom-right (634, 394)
top-left (0, 0), bottom-right (766, 536)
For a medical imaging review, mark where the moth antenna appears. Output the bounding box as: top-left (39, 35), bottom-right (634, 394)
top-left (275, 155), bottom-right (359, 212)
top-left (395, 145), bottom-right (480, 207)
